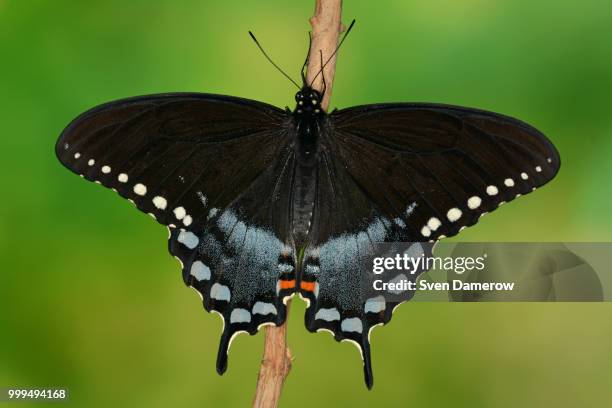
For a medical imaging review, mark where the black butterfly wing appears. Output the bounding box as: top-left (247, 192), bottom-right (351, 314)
top-left (56, 93), bottom-right (298, 373)
top-left (332, 103), bottom-right (560, 237)
top-left (56, 93), bottom-right (288, 229)
top-left (167, 147), bottom-right (297, 374)
top-left (300, 103), bottom-right (560, 387)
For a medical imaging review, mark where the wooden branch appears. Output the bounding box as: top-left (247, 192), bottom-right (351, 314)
top-left (307, 0), bottom-right (345, 110)
top-left (252, 304), bottom-right (292, 408)
top-left (252, 1), bottom-right (344, 407)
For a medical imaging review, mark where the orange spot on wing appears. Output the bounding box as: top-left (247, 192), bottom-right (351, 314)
top-left (279, 279), bottom-right (295, 290)
top-left (300, 281), bottom-right (316, 292)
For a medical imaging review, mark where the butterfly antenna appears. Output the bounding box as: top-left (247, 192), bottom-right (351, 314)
top-left (249, 31), bottom-right (301, 90)
top-left (319, 49), bottom-right (327, 96)
top-left (309, 19), bottom-right (356, 87)
top-left (300, 32), bottom-right (312, 84)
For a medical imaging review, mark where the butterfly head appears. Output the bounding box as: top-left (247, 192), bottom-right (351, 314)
top-left (294, 87), bottom-right (324, 116)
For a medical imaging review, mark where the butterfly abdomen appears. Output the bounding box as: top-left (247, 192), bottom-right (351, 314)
top-left (291, 127), bottom-right (320, 247)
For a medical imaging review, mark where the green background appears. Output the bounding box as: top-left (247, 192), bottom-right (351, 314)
top-left (1, 0), bottom-right (612, 407)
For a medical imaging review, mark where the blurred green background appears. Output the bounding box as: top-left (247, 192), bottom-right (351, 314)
top-left (1, 0), bottom-right (612, 407)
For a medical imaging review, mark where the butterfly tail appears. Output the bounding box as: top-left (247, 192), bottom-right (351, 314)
top-left (361, 336), bottom-right (374, 389)
top-left (216, 326), bottom-right (233, 375)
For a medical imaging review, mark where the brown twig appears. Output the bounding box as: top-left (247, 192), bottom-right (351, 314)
top-left (306, 0), bottom-right (345, 111)
top-left (252, 1), bottom-right (344, 407)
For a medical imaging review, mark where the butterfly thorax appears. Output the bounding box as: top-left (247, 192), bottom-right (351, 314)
top-left (291, 87), bottom-right (325, 246)
top-left (293, 87), bottom-right (325, 138)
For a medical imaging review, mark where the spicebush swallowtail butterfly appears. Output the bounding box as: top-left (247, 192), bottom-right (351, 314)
top-left (55, 29), bottom-right (560, 388)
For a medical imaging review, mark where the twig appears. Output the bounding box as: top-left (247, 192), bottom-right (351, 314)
top-left (252, 1), bottom-right (344, 407)
top-left (306, 0), bottom-right (345, 111)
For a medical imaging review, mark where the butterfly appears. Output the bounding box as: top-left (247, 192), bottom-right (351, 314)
top-left (55, 26), bottom-right (560, 388)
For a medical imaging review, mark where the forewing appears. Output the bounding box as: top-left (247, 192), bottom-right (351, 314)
top-left (56, 93), bottom-right (288, 229)
top-left (331, 102), bottom-right (560, 241)
top-left (301, 103), bottom-right (560, 387)
top-left (56, 93), bottom-right (298, 373)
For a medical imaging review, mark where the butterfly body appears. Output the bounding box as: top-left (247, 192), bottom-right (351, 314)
top-left (57, 81), bottom-right (560, 388)
top-left (290, 87), bottom-right (326, 246)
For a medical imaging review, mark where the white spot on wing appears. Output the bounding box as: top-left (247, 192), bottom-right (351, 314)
top-left (133, 183), bottom-right (147, 196)
top-left (152, 196), bottom-right (167, 210)
top-left (467, 196), bottom-right (481, 210)
top-left (101, 165), bottom-right (111, 174)
top-left (190, 261), bottom-right (210, 281)
top-left (252, 302), bottom-right (277, 316)
top-left (314, 308), bottom-right (340, 322)
top-left (421, 226), bottom-right (431, 237)
top-left (230, 308), bottom-right (251, 324)
top-left (447, 208), bottom-right (462, 222)
top-left (427, 217), bottom-right (441, 231)
top-left (118, 173), bottom-right (128, 183)
top-left (535, 166), bottom-right (542, 173)
top-left (183, 215), bottom-right (193, 226)
top-left (88, 159), bottom-right (95, 166)
top-left (74, 152), bottom-right (81, 159)
top-left (521, 172), bottom-right (529, 180)
top-left (486, 185), bottom-right (498, 196)
top-left (173, 206), bottom-right (186, 220)
top-left (364, 296), bottom-right (386, 314)
top-left (177, 230), bottom-right (199, 249)
top-left (210, 283), bottom-right (230, 302)
top-left (341, 318), bottom-right (363, 334)
top-left (504, 178), bottom-right (515, 187)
